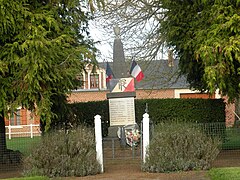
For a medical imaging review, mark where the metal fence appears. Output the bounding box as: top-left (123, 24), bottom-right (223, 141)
top-left (222, 127), bottom-right (240, 150)
top-left (0, 133), bottom-right (41, 178)
top-left (102, 137), bottom-right (142, 160)
top-left (0, 123), bottom-right (240, 178)
top-left (102, 122), bottom-right (240, 160)
top-left (190, 122), bottom-right (240, 151)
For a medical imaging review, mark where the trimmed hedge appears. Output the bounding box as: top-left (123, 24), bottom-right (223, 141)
top-left (61, 98), bottom-right (225, 137)
top-left (67, 101), bottom-right (109, 137)
top-left (51, 101), bottom-right (109, 136)
top-left (135, 98), bottom-right (225, 124)
top-left (135, 99), bottom-right (226, 139)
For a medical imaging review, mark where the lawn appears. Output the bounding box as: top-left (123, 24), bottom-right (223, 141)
top-left (208, 167), bottom-right (240, 180)
top-left (222, 128), bottom-right (240, 150)
top-left (6, 176), bottom-right (49, 180)
top-left (6, 136), bottom-right (41, 155)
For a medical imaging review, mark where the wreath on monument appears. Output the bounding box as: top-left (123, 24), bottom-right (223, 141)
top-left (117, 124), bottom-right (141, 147)
top-left (125, 128), bottom-right (141, 147)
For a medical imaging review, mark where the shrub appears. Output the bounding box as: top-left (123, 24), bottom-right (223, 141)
top-left (23, 126), bottom-right (101, 177)
top-left (142, 122), bottom-right (221, 172)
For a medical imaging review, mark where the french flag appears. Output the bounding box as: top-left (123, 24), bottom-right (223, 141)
top-left (106, 61), bottom-right (114, 88)
top-left (130, 60), bottom-right (144, 82)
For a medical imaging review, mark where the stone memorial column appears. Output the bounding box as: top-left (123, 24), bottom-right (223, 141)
top-left (107, 26), bottom-right (136, 138)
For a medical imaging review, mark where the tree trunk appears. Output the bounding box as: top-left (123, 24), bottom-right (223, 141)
top-left (0, 111), bottom-right (7, 152)
top-left (0, 111), bottom-right (22, 165)
top-left (235, 97), bottom-right (240, 126)
top-left (0, 111), bottom-right (7, 163)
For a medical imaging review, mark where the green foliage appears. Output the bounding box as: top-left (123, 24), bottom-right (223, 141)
top-left (142, 122), bottom-right (221, 172)
top-left (137, 99), bottom-right (226, 140)
top-left (0, 0), bottom-right (101, 129)
top-left (158, 0), bottom-right (240, 101)
top-left (135, 98), bottom-right (225, 124)
top-left (68, 101), bottom-right (109, 127)
top-left (208, 167), bottom-right (240, 180)
top-left (63, 101), bottom-right (109, 136)
top-left (23, 126), bottom-right (101, 177)
top-left (63, 98), bottom-right (225, 137)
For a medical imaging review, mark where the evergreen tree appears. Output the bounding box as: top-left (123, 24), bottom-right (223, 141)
top-left (0, 0), bottom-right (103, 161)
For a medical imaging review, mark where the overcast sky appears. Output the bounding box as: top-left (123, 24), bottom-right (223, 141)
top-left (89, 22), bottom-right (114, 62)
top-left (89, 21), bottom-right (169, 62)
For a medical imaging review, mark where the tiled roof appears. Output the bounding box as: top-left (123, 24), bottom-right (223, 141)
top-left (99, 59), bottom-right (189, 90)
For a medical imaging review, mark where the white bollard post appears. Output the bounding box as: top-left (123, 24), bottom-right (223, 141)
top-left (30, 124), bottom-right (33, 138)
top-left (142, 113), bottom-right (149, 164)
top-left (9, 124), bottom-right (11, 140)
top-left (94, 115), bottom-right (104, 173)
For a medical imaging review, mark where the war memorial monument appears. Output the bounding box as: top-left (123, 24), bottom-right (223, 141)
top-left (107, 26), bottom-right (137, 138)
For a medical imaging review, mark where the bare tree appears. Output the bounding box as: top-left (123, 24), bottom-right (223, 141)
top-left (91, 0), bottom-right (183, 92)
top-left (93, 0), bottom-right (167, 61)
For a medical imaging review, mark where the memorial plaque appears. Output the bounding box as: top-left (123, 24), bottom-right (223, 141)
top-left (109, 97), bottom-right (135, 126)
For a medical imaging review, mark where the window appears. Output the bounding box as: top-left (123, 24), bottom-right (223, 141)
top-left (10, 109), bottom-right (21, 126)
top-left (10, 113), bottom-right (14, 126)
top-left (90, 74), bottom-right (99, 89)
top-left (75, 74), bottom-right (84, 89)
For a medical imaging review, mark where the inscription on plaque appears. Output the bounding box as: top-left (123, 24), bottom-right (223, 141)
top-left (109, 97), bottom-right (135, 126)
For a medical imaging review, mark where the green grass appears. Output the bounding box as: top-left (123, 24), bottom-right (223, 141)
top-left (5, 176), bottom-right (49, 180)
top-left (208, 167), bottom-right (240, 180)
top-left (6, 136), bottom-right (41, 155)
top-left (222, 128), bottom-right (240, 150)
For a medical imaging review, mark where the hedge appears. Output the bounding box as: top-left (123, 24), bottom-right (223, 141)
top-left (61, 98), bottom-right (225, 137)
top-left (135, 98), bottom-right (225, 124)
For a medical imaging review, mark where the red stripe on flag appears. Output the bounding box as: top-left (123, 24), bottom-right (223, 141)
top-left (106, 75), bottom-right (113, 83)
top-left (135, 71), bottom-right (144, 82)
top-left (124, 78), bottom-right (135, 92)
top-left (130, 60), bottom-right (144, 82)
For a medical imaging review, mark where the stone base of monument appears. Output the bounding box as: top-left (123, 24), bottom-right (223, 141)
top-left (107, 125), bottom-right (127, 147)
top-left (108, 126), bottom-right (120, 137)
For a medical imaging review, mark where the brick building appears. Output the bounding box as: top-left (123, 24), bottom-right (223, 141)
top-left (4, 108), bottom-right (41, 138)
top-left (68, 60), bottom-right (235, 126)
top-left (4, 59), bottom-right (235, 133)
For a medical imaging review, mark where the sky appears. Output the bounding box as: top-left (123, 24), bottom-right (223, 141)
top-left (89, 21), bottom-right (169, 63)
top-left (89, 22), bottom-right (114, 62)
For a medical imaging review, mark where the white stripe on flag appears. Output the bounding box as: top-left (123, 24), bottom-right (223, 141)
top-left (131, 64), bottom-right (142, 78)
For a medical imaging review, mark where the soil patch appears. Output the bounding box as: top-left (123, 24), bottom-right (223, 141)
top-left (73, 159), bottom-right (209, 180)
top-left (0, 165), bottom-right (23, 179)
